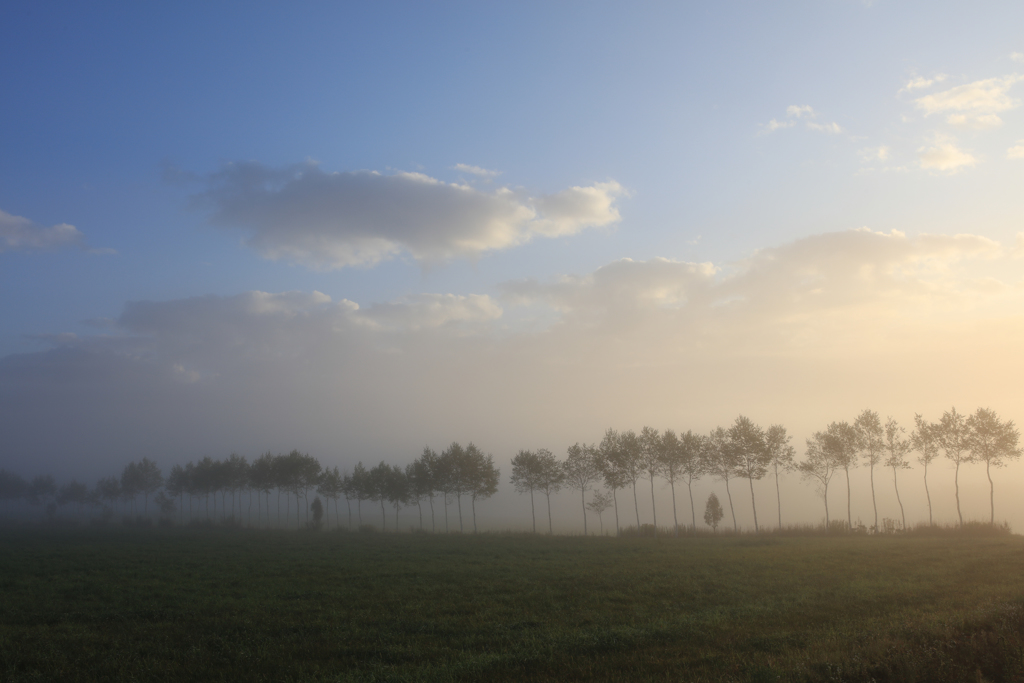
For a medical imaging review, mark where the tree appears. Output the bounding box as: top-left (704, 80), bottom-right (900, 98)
top-left (366, 461), bottom-right (392, 530)
top-left (465, 444), bottom-right (499, 533)
top-left (618, 430), bottom-right (644, 528)
top-left (28, 475), bottom-right (57, 518)
top-left (829, 421), bottom-right (859, 528)
top-left (966, 407), bottom-right (1021, 525)
top-left (411, 447), bottom-right (439, 531)
top-left (404, 460), bottom-right (429, 531)
top-left (639, 426), bottom-right (662, 533)
top-left (510, 449), bottom-right (544, 533)
top-left (317, 467), bottom-right (344, 529)
top-left (586, 490), bottom-right (614, 535)
top-left (704, 493), bottom-right (724, 532)
top-left (764, 424), bottom-right (796, 529)
top-left (933, 407), bottom-right (972, 526)
top-left (384, 464), bottom-right (408, 531)
top-left (128, 458), bottom-right (163, 517)
top-left (678, 430), bottom-right (705, 531)
top-left (854, 410), bottom-right (885, 532)
top-left (249, 452), bottom-right (276, 528)
top-left (57, 480), bottom-right (89, 517)
top-left (799, 426), bottom-right (842, 527)
top-left (95, 476), bottom-right (121, 514)
top-left (165, 465), bottom-right (188, 525)
top-left (911, 414), bottom-right (938, 526)
top-left (434, 444), bottom-right (460, 532)
top-left (596, 429), bottom-right (629, 536)
top-left (563, 443), bottom-right (601, 535)
top-left (351, 462), bottom-right (369, 527)
top-left (534, 448), bottom-right (564, 535)
top-left (441, 442), bottom-right (474, 532)
top-left (310, 497), bottom-right (324, 529)
top-left (706, 427), bottom-right (739, 532)
top-left (728, 415), bottom-right (769, 532)
top-left (883, 417), bottom-right (912, 530)
top-left (656, 429), bottom-right (687, 536)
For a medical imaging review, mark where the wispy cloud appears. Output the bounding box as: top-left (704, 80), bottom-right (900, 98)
top-left (915, 75), bottom-right (1022, 128)
top-left (190, 161), bottom-right (626, 269)
top-left (918, 135), bottom-right (976, 173)
top-left (0, 208), bottom-right (86, 253)
top-left (453, 163), bottom-right (501, 178)
top-left (1008, 141), bottom-right (1024, 160)
top-left (900, 74), bottom-right (947, 93)
top-left (761, 105), bottom-right (842, 134)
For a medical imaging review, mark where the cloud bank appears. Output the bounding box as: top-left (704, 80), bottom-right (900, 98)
top-left (192, 162), bottom-right (625, 269)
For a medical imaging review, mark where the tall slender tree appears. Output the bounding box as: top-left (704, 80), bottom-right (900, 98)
top-left (883, 417), bottom-right (912, 530)
top-left (854, 410), bottom-right (885, 532)
top-left (466, 444), bottom-right (499, 533)
top-left (933, 407), bottom-right (972, 526)
top-left (679, 430), bottom-right (705, 531)
top-left (706, 427), bottom-right (739, 532)
top-left (510, 449), bottom-right (544, 534)
top-left (596, 429), bottom-right (629, 536)
top-left (534, 448), bottom-right (564, 535)
top-left (728, 416), bottom-right (769, 532)
top-left (828, 421), bottom-right (859, 528)
top-left (966, 407), bottom-right (1021, 525)
top-left (618, 429), bottom-right (644, 528)
top-left (911, 414), bottom-right (938, 526)
top-left (563, 443), bottom-right (601, 535)
top-left (587, 490), bottom-right (614, 535)
top-left (799, 427), bottom-right (841, 527)
top-left (639, 426), bottom-right (662, 533)
top-left (764, 424), bottom-right (795, 529)
top-left (656, 429), bottom-right (686, 536)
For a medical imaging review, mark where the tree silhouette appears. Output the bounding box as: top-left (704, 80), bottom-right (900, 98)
top-left (911, 414), bottom-right (938, 526)
top-left (704, 492), bottom-right (724, 532)
top-left (95, 476), bottom-right (121, 515)
top-left (586, 490), bottom-right (613, 535)
top-left (678, 430), bottom-right (706, 531)
top-left (351, 462), bottom-right (369, 527)
top-left (764, 424), bottom-right (795, 529)
top-left (656, 429), bottom-right (686, 536)
top-left (966, 407), bottom-right (1021, 525)
top-left (408, 449), bottom-right (437, 531)
top-left (618, 430), bottom-right (644, 528)
top-left (563, 443), bottom-right (600, 535)
top-left (883, 417), bottom-right (912, 530)
top-left (533, 448), bottom-right (564, 535)
top-left (854, 410), bottom-right (885, 532)
top-left (165, 464), bottom-right (188, 525)
top-left (465, 444), bottom-right (499, 533)
top-left (366, 461), bottom-right (391, 530)
top-left (728, 416), bottom-right (769, 532)
top-left (933, 407), bottom-right (972, 526)
top-left (384, 464), bottom-right (408, 531)
top-left (706, 427), bottom-right (739, 532)
top-left (310, 496), bottom-right (324, 529)
top-left (799, 426), bottom-right (842, 527)
top-left (317, 466), bottom-right (344, 529)
top-left (249, 453), bottom-right (276, 528)
top-left (511, 449), bottom-right (545, 533)
top-left (639, 426), bottom-right (662, 533)
top-left (597, 429), bottom-right (629, 536)
top-left (827, 422), bottom-right (859, 528)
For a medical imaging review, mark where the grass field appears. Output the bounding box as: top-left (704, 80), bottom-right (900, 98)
top-left (2, 527), bottom-right (1024, 682)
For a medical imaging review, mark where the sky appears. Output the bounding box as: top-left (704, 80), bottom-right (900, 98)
top-left (2, 1), bottom-right (1024, 531)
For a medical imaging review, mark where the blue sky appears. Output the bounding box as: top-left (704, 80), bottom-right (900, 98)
top-left (3, 1), bottom-right (1024, 529)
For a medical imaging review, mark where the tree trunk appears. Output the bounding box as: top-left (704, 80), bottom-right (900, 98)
top-left (443, 492), bottom-right (449, 533)
top-left (456, 493), bottom-right (464, 532)
top-left (892, 466), bottom-right (906, 530)
top-left (987, 460), bottom-right (994, 525)
top-left (823, 482), bottom-right (830, 527)
top-left (724, 477), bottom-right (737, 532)
top-left (954, 460), bottom-right (963, 526)
top-left (530, 488), bottom-right (536, 534)
top-left (687, 479), bottom-right (696, 531)
top-left (775, 464), bottom-right (782, 530)
top-left (844, 466), bottom-right (852, 528)
top-left (471, 496), bottom-right (477, 533)
top-left (380, 499), bottom-right (386, 531)
top-left (648, 474), bottom-right (657, 535)
top-left (428, 494), bottom-right (434, 532)
top-left (869, 462), bottom-right (877, 532)
top-left (546, 491), bottom-right (553, 535)
top-left (923, 464), bottom-right (933, 525)
top-left (580, 488), bottom-right (588, 536)
top-left (612, 488), bottom-right (620, 536)
top-left (632, 480), bottom-right (640, 528)
top-left (417, 501), bottom-right (423, 530)
top-left (669, 480), bottom-right (678, 537)
top-left (346, 498), bottom-right (352, 530)
top-left (747, 475), bottom-right (759, 532)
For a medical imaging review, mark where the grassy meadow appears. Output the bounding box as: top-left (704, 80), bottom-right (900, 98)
top-left (2, 527), bottom-right (1024, 682)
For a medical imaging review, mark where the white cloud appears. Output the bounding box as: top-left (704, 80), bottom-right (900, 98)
top-left (762, 105), bottom-right (841, 135)
top-left (352, 293), bottom-right (502, 331)
top-left (0, 208), bottom-right (85, 253)
top-left (192, 162), bottom-right (625, 269)
top-left (917, 136), bottom-right (977, 172)
top-left (786, 105), bottom-right (816, 118)
top-left (860, 145), bottom-right (890, 162)
top-left (915, 75), bottom-right (1023, 128)
top-left (1012, 52), bottom-right (1024, 64)
top-left (453, 163), bottom-right (501, 177)
top-left (806, 121), bottom-right (843, 134)
top-left (901, 74), bottom-right (947, 92)
top-left (1007, 140), bottom-right (1024, 159)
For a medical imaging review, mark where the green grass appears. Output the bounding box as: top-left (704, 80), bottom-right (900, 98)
top-left (2, 528), bottom-right (1024, 682)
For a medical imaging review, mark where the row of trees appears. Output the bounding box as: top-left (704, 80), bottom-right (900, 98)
top-left (1, 407), bottom-right (1018, 534)
top-left (508, 407), bottom-right (1019, 536)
